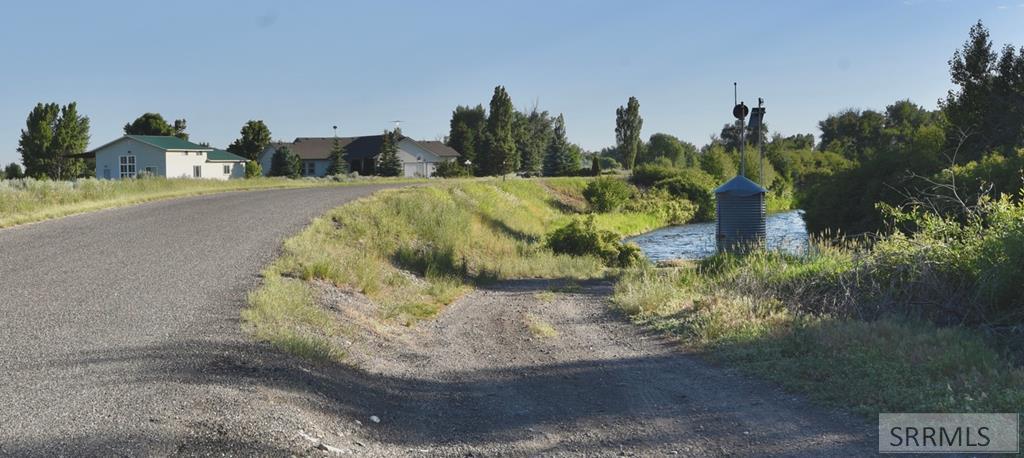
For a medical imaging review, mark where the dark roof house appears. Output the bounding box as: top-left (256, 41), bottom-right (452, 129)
top-left (258, 135), bottom-right (460, 178)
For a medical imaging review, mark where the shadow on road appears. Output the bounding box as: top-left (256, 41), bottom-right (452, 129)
top-left (8, 332), bottom-right (869, 455)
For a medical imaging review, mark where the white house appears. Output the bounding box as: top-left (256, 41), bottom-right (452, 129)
top-left (85, 135), bottom-right (247, 180)
top-left (258, 134), bottom-right (460, 178)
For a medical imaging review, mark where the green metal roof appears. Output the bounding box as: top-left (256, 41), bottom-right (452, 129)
top-left (206, 149), bottom-right (247, 162)
top-left (127, 135), bottom-right (211, 151)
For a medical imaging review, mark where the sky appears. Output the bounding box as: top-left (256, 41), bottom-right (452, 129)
top-left (1, 0), bottom-right (1023, 165)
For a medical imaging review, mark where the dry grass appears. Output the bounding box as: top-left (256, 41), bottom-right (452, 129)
top-left (533, 291), bottom-right (557, 302)
top-left (525, 313), bottom-right (558, 338)
top-left (613, 245), bottom-right (1024, 416)
top-left (0, 176), bottom-right (421, 229)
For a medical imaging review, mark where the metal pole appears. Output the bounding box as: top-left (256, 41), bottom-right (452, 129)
top-left (758, 99), bottom-right (764, 185)
top-left (735, 82), bottom-right (745, 177)
top-left (740, 118), bottom-right (746, 176)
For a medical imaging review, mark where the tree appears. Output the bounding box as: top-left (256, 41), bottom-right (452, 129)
top-left (244, 160), bottom-right (262, 178)
top-left (615, 96), bottom-right (643, 170)
top-left (698, 144), bottom-right (737, 181)
top-left (942, 20), bottom-right (1024, 161)
top-left (643, 133), bottom-right (696, 166)
top-left (543, 114), bottom-right (578, 176)
top-left (327, 138), bottom-right (349, 175)
top-left (434, 160), bottom-right (471, 178)
top-left (4, 163), bottom-right (24, 179)
top-left (514, 107), bottom-right (554, 174)
top-left (817, 109), bottom-right (885, 161)
top-left (480, 86), bottom-right (518, 176)
top-left (18, 102), bottom-right (90, 180)
top-left (124, 113), bottom-right (188, 139)
top-left (269, 147), bottom-right (300, 178)
top-left (446, 105), bottom-right (486, 171)
top-left (719, 120), bottom-right (769, 153)
top-left (376, 130), bottom-right (403, 177)
top-left (226, 120), bottom-right (272, 160)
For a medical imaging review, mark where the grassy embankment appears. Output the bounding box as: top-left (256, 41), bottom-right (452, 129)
top-left (613, 196), bottom-right (1024, 416)
top-left (0, 176), bottom-right (419, 229)
top-left (243, 178), bottom-right (677, 361)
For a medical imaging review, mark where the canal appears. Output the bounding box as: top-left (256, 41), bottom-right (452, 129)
top-left (627, 209), bottom-right (810, 262)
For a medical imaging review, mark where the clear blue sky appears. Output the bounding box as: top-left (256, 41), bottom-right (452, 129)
top-left (1, 0), bottom-right (1022, 165)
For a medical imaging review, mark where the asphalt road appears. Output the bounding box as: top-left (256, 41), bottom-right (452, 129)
top-left (0, 185), bottom-right (400, 456)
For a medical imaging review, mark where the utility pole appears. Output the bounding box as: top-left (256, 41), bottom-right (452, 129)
top-left (753, 98), bottom-right (766, 185)
top-left (732, 83), bottom-right (749, 177)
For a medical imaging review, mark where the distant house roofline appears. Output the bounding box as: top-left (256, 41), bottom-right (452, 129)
top-left (85, 135), bottom-right (213, 155)
top-left (263, 135), bottom-right (459, 161)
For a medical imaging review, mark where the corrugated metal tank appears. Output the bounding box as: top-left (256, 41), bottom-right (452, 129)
top-left (715, 175), bottom-right (767, 253)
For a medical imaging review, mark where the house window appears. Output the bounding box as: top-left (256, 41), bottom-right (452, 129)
top-left (119, 155), bottom-right (136, 178)
top-left (144, 166), bottom-right (156, 174)
top-left (223, 165), bottom-right (231, 174)
top-left (193, 165), bottom-right (202, 178)
top-left (304, 161), bottom-right (316, 176)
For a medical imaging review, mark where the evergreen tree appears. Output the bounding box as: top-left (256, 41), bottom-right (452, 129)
top-left (327, 137), bottom-right (349, 175)
top-left (244, 160), bottom-right (262, 178)
top-left (591, 157), bottom-right (600, 176)
top-left (615, 96), bottom-right (643, 170)
top-left (514, 107), bottom-right (553, 175)
top-left (942, 20), bottom-right (1024, 161)
top-left (376, 130), bottom-right (403, 177)
top-left (227, 120), bottom-right (272, 160)
top-left (447, 105), bottom-right (486, 171)
top-left (480, 86), bottom-right (518, 176)
top-left (543, 114), bottom-right (576, 176)
top-left (269, 146), bottom-right (300, 178)
top-left (18, 102), bottom-right (90, 180)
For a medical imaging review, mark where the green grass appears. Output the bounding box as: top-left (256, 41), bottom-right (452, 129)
top-left (0, 176), bottom-right (420, 229)
top-left (242, 275), bottom-right (345, 362)
top-left (244, 178), bottom-right (681, 360)
top-left (613, 249), bottom-right (1024, 416)
top-left (534, 291), bottom-right (557, 302)
top-left (525, 313), bottom-right (558, 338)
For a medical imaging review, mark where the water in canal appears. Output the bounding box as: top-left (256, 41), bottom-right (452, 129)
top-left (627, 210), bottom-right (810, 262)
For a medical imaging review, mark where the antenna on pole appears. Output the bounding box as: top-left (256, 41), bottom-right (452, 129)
top-left (732, 83), bottom-right (749, 177)
top-left (391, 120), bottom-right (403, 130)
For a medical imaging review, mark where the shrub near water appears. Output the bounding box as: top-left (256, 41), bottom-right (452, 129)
top-left (582, 177), bottom-right (633, 212)
top-left (546, 215), bottom-right (643, 268)
top-left (653, 169), bottom-right (717, 221)
top-left (629, 164), bottom-right (718, 222)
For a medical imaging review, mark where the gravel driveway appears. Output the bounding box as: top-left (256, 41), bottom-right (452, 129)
top-left (327, 279), bottom-right (874, 456)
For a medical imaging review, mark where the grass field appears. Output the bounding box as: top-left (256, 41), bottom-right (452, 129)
top-left (0, 176), bottom-right (420, 229)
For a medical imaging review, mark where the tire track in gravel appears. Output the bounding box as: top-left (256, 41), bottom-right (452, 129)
top-left (337, 278), bottom-right (874, 456)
